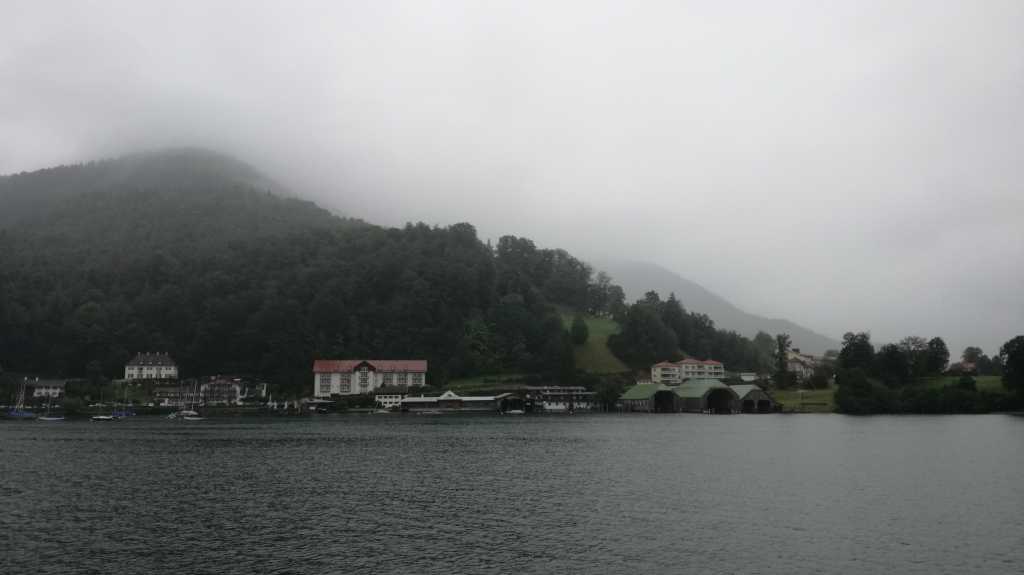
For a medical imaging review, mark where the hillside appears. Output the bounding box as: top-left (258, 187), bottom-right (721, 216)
top-left (0, 148), bottom-right (285, 229)
top-left (597, 259), bottom-right (840, 355)
top-left (559, 312), bottom-right (630, 374)
top-left (0, 150), bottom-right (612, 392)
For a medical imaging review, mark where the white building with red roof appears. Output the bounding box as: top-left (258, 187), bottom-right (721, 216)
top-left (312, 359), bottom-right (428, 398)
top-left (651, 358), bottom-right (725, 384)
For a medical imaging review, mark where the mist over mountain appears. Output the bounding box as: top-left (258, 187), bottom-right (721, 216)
top-left (0, 148), bottom-right (286, 229)
top-left (0, 150), bottom-right (606, 389)
top-left (597, 259), bottom-right (840, 356)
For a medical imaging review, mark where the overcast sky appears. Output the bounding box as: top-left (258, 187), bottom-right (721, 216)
top-left (2, 0), bottom-right (1022, 355)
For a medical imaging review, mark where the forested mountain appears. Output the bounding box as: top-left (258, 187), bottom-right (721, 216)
top-left (597, 259), bottom-right (840, 355)
top-left (0, 150), bottom-right (610, 392)
top-left (0, 149), bottom-right (789, 393)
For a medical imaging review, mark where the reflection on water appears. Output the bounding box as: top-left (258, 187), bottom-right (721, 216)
top-left (2, 414), bottom-right (1022, 574)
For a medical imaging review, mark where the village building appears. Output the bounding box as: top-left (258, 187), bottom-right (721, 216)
top-left (729, 384), bottom-right (776, 413)
top-left (651, 358), bottom-right (725, 384)
top-left (524, 386), bottom-right (596, 412)
top-left (31, 379), bottom-right (67, 398)
top-left (400, 390), bottom-right (518, 413)
top-left (374, 394), bottom-right (405, 409)
top-left (313, 359), bottom-right (428, 398)
top-left (786, 349), bottom-right (819, 381)
top-left (200, 378), bottom-right (243, 406)
top-left (124, 352), bottom-right (178, 381)
top-left (196, 377), bottom-right (268, 406)
top-left (618, 379), bottom-right (738, 414)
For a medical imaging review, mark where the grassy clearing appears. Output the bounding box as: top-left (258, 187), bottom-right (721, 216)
top-left (771, 386), bottom-right (836, 413)
top-left (560, 312), bottom-right (631, 374)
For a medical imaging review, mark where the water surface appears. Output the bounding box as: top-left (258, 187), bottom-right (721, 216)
top-left (2, 414), bottom-right (1022, 574)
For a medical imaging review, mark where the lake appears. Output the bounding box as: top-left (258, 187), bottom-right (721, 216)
top-left (2, 414), bottom-right (1022, 574)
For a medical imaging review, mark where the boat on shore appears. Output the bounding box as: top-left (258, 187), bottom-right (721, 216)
top-left (91, 414), bottom-right (117, 421)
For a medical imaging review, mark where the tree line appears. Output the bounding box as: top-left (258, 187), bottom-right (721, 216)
top-left (0, 154), bottom-right (628, 398)
top-left (832, 332), bottom-right (1024, 413)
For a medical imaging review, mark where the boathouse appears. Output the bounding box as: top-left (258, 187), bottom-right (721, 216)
top-left (618, 384), bottom-right (680, 413)
top-left (674, 379), bottom-right (738, 413)
top-left (730, 384), bottom-right (775, 413)
top-left (618, 379), bottom-right (739, 413)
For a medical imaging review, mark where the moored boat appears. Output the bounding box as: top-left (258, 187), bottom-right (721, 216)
top-left (5, 378), bottom-right (36, 419)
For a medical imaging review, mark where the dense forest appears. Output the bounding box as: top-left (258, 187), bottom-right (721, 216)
top-left (0, 149), bottom-right (776, 395)
top-left (608, 292), bottom-right (774, 373)
top-left (831, 332), bottom-right (1024, 413)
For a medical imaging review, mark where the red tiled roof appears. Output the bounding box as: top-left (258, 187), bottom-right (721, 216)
top-left (676, 358), bottom-right (722, 366)
top-left (312, 359), bottom-right (428, 373)
top-left (653, 361), bottom-right (678, 368)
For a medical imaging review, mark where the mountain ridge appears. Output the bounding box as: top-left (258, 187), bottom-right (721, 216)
top-left (595, 259), bottom-right (840, 356)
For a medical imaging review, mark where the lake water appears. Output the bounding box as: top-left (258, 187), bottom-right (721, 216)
top-left (2, 414), bottom-right (1022, 574)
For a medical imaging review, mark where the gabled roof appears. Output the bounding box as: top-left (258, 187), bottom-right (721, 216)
top-left (674, 379), bottom-right (737, 399)
top-left (677, 358), bottom-right (723, 366)
top-left (400, 390), bottom-right (507, 404)
top-left (619, 384), bottom-right (671, 401)
top-left (729, 384), bottom-right (764, 399)
top-left (653, 361), bottom-right (678, 368)
top-left (313, 359), bottom-right (428, 373)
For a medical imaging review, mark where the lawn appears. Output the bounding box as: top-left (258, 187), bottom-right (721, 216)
top-left (560, 312), bottom-right (631, 374)
top-left (770, 386), bottom-right (836, 413)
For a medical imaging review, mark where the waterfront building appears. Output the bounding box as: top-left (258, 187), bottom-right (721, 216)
top-left (400, 390), bottom-right (516, 412)
top-left (152, 385), bottom-right (183, 407)
top-left (374, 394), bottom-right (405, 409)
top-left (618, 379), bottom-right (738, 413)
top-left (200, 378), bottom-right (244, 406)
top-left (31, 379), bottom-right (66, 398)
top-left (730, 384), bottom-right (775, 413)
top-left (524, 386), bottom-right (596, 412)
top-left (312, 359), bottom-right (428, 398)
top-left (124, 352), bottom-right (178, 381)
top-left (651, 358), bottom-right (725, 384)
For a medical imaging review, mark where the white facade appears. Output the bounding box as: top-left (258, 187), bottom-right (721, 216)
top-left (124, 353), bottom-right (178, 380)
top-left (32, 380), bottom-right (66, 398)
top-left (313, 360), bottom-right (428, 398)
top-left (374, 394), bottom-right (405, 409)
top-left (651, 359), bottom-right (725, 384)
top-left (786, 351), bottom-right (818, 381)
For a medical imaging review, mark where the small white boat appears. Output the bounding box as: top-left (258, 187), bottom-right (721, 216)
top-left (38, 416), bottom-right (65, 422)
top-left (505, 409), bottom-right (525, 415)
top-left (91, 415), bottom-right (117, 421)
top-left (182, 415), bottom-right (205, 421)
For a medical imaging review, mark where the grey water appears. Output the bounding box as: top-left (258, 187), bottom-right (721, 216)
top-left (2, 414), bottom-right (1022, 575)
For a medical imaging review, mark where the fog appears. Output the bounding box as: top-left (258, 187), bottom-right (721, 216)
top-left (2, 0), bottom-right (1022, 355)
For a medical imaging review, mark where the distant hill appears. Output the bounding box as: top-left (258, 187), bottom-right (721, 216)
top-left (0, 149), bottom-right (601, 391)
top-left (596, 260), bottom-right (840, 356)
top-left (0, 148), bottom-right (290, 229)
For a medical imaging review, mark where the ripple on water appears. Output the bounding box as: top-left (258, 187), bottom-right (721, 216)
top-left (1, 414), bottom-right (1023, 575)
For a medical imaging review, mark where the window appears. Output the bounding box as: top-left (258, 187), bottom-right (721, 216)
top-left (358, 367), bottom-right (369, 388)
top-left (339, 381), bottom-right (351, 393)
top-left (412, 373), bottom-right (424, 385)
